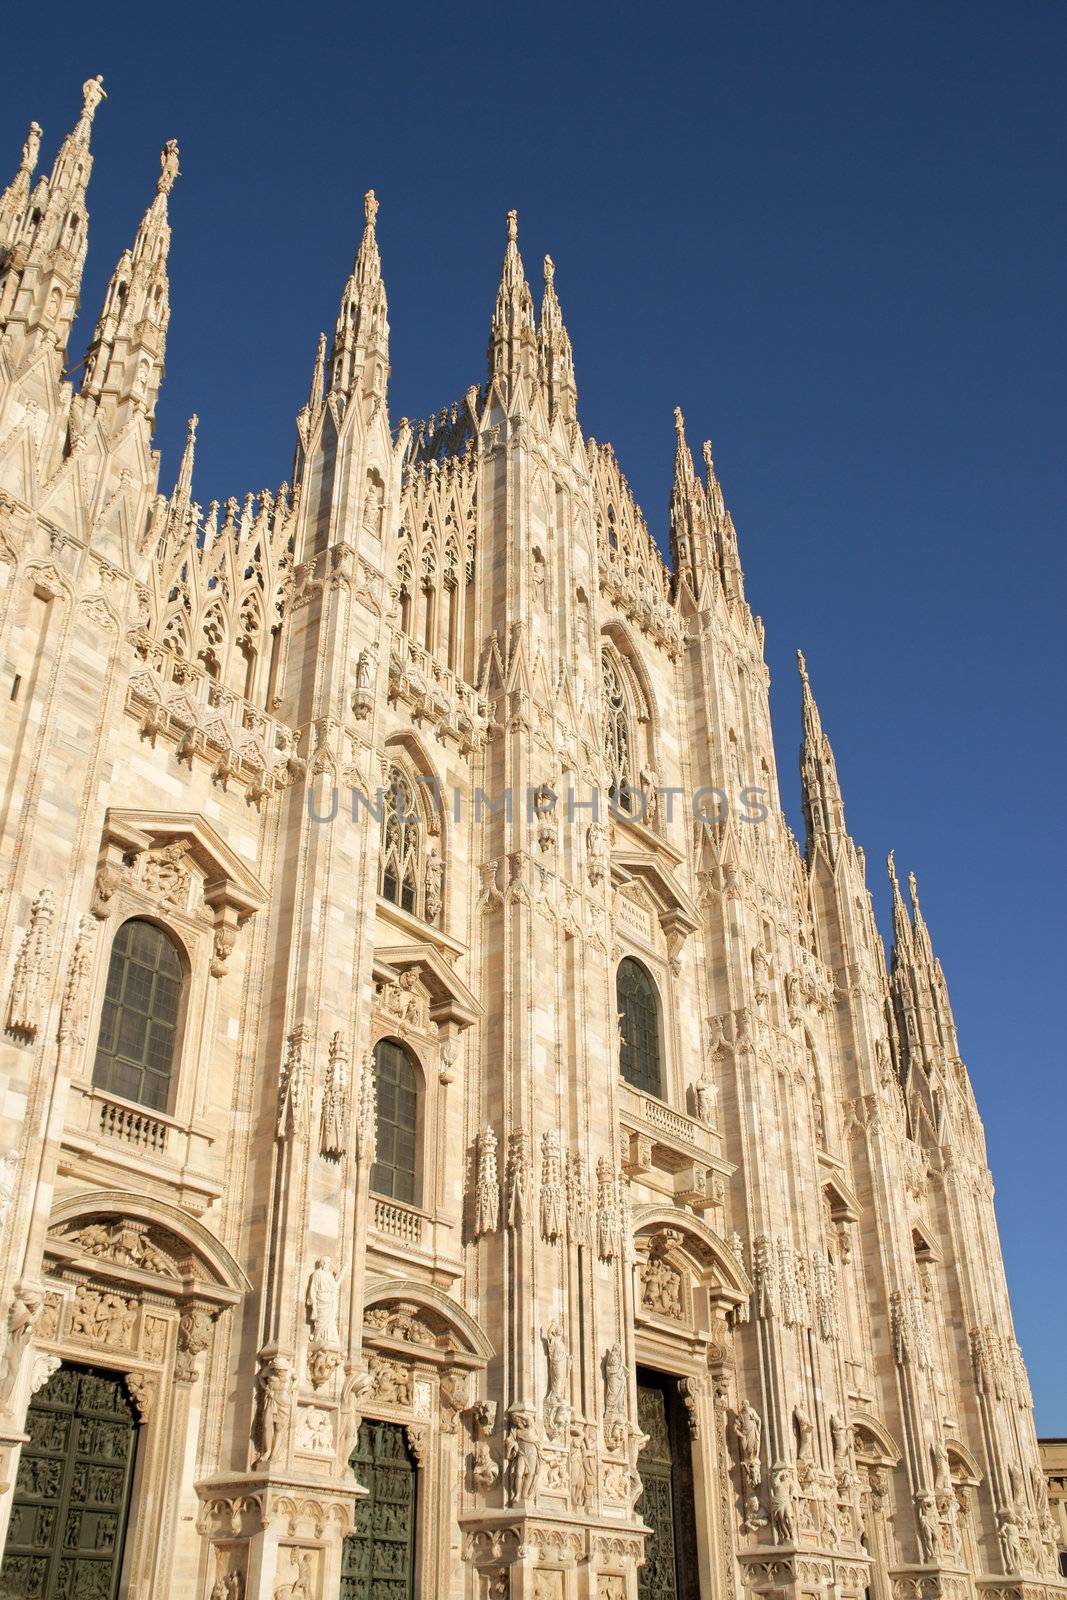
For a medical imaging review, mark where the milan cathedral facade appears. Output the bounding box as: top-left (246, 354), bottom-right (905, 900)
top-left (0, 77), bottom-right (1059, 1600)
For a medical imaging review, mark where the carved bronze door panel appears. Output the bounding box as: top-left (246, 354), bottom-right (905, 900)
top-left (636, 1374), bottom-right (700, 1600)
top-left (0, 1361), bottom-right (138, 1600)
top-left (340, 1419), bottom-right (417, 1600)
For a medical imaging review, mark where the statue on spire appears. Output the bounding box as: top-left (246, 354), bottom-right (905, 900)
top-left (364, 189), bottom-right (378, 229)
top-left (507, 208), bottom-right (518, 243)
top-left (75, 76), bottom-right (106, 140)
top-left (158, 140), bottom-right (180, 196)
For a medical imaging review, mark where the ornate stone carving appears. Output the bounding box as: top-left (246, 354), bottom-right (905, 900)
top-left (63, 1219), bottom-right (179, 1276)
top-left (278, 1025), bottom-right (313, 1140)
top-left (58, 913), bottom-right (96, 1048)
top-left (319, 1032), bottom-right (350, 1160)
top-left (364, 1301), bottom-right (451, 1348)
top-left (6, 887), bottom-right (56, 1038)
top-left (474, 1124), bottom-right (500, 1236)
top-left (176, 1302), bottom-right (214, 1382)
top-left (0, 1149), bottom-right (21, 1243)
top-left (355, 1050), bottom-right (377, 1164)
top-left (566, 1149), bottom-right (589, 1240)
top-left (368, 1354), bottom-right (413, 1408)
top-left (375, 967), bottom-right (432, 1032)
top-left (892, 1287), bottom-right (932, 1370)
top-left (27, 1350), bottom-right (60, 1401)
top-left (125, 1369), bottom-right (158, 1422)
top-left (337, 1364), bottom-right (374, 1470)
top-left (295, 1405), bottom-right (334, 1455)
top-left (470, 1399), bottom-right (499, 1492)
top-left (69, 1284), bottom-right (136, 1349)
top-left (595, 1156), bottom-right (620, 1261)
top-left (639, 1236), bottom-right (683, 1320)
top-left (678, 1377), bottom-right (702, 1437)
top-left (540, 1129), bottom-right (564, 1241)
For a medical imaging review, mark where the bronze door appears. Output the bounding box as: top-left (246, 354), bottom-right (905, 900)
top-left (0, 1362), bottom-right (138, 1600)
top-left (340, 1419), bottom-right (417, 1600)
top-left (636, 1373), bottom-right (700, 1600)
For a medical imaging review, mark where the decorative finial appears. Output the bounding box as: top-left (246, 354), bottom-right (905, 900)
top-left (506, 208), bottom-right (518, 243)
top-left (187, 414), bottom-right (198, 443)
top-left (543, 254), bottom-right (555, 285)
top-left (81, 76), bottom-right (106, 120)
top-left (316, 331), bottom-right (326, 361)
top-left (157, 139), bottom-right (180, 195)
top-left (796, 648), bottom-right (809, 686)
top-left (364, 189), bottom-right (378, 228)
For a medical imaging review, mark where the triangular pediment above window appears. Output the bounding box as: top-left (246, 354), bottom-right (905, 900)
top-left (374, 943), bottom-right (482, 1030)
top-left (97, 809), bottom-right (267, 922)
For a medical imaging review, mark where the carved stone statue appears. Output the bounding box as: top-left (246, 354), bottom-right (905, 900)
top-left (0, 1281), bottom-right (42, 1404)
top-left (734, 1401), bottom-right (763, 1491)
top-left (932, 1436), bottom-right (952, 1491)
top-left (694, 1067), bottom-right (718, 1126)
top-left (424, 847), bottom-right (443, 923)
top-left (916, 1490), bottom-right (941, 1564)
top-left (504, 1406), bottom-right (541, 1505)
top-left (543, 1320), bottom-right (570, 1439)
top-left (586, 821), bottom-right (609, 885)
top-left (770, 1465), bottom-right (796, 1544)
top-left (792, 1402), bottom-right (814, 1461)
top-left (996, 1507), bottom-right (1021, 1574)
top-left (251, 1353), bottom-right (292, 1467)
top-left (639, 765), bottom-right (659, 822)
top-left (306, 1258), bottom-right (340, 1346)
top-left (830, 1412), bottom-right (850, 1471)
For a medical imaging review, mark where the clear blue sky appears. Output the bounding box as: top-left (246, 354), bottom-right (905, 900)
top-left (5, 3), bottom-right (1064, 1423)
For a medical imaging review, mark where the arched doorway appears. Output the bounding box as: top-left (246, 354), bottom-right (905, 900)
top-left (0, 1361), bottom-right (138, 1598)
top-left (340, 1419), bottom-right (418, 1600)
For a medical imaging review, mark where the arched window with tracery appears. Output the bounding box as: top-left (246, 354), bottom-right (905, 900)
top-left (92, 919), bottom-right (184, 1111)
top-left (370, 1038), bottom-right (420, 1204)
top-left (602, 651), bottom-right (634, 814)
top-left (380, 766), bottom-right (422, 916)
top-left (617, 957), bottom-right (662, 1097)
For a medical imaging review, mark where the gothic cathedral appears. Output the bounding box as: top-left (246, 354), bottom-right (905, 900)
top-left (0, 78), bottom-right (1058, 1600)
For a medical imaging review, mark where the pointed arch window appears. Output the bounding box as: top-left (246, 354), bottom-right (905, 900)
top-left (371, 1038), bottom-right (420, 1204)
top-left (380, 766), bottom-right (422, 916)
top-left (92, 919), bottom-right (184, 1111)
top-left (617, 957), bottom-right (662, 1098)
top-left (602, 652), bottom-right (634, 815)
